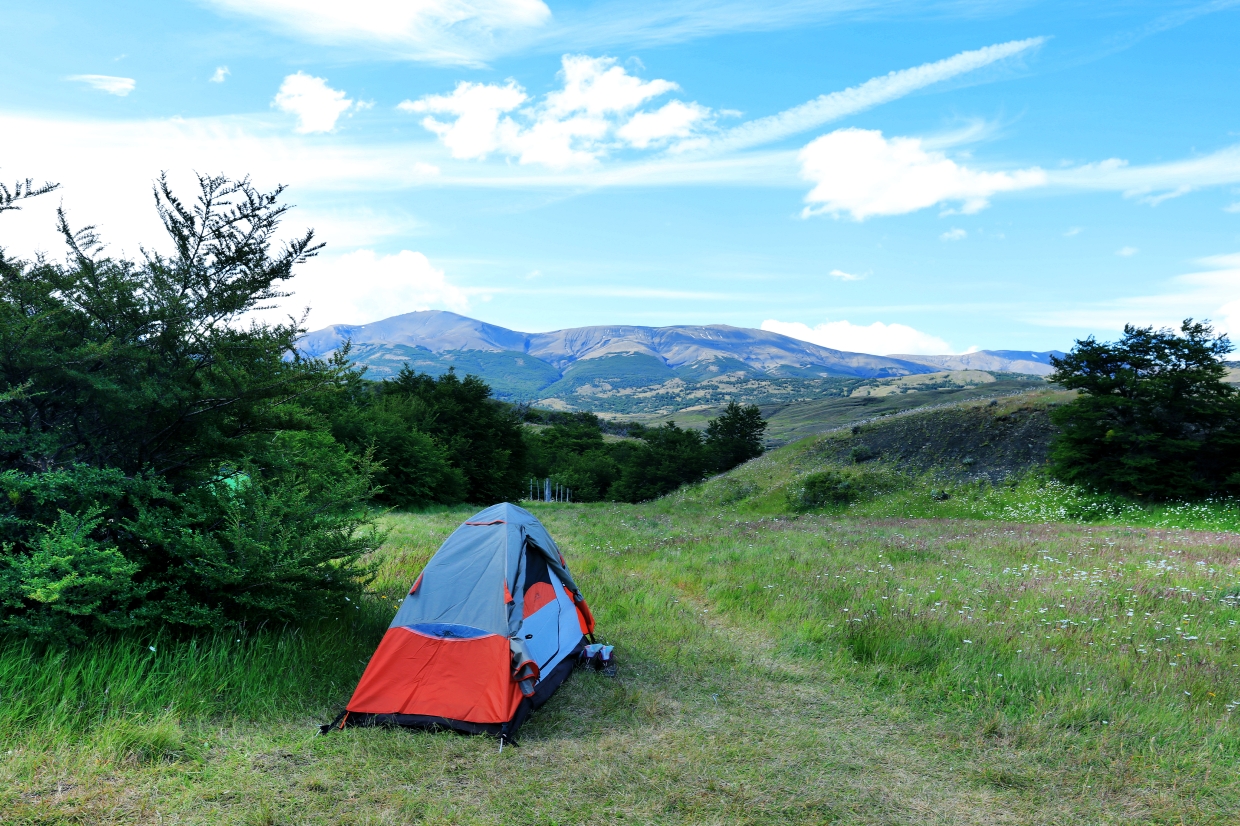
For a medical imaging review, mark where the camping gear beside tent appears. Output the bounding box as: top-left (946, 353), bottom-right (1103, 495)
top-left (322, 503), bottom-right (597, 744)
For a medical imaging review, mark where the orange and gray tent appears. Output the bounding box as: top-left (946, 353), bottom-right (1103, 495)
top-left (324, 503), bottom-right (596, 742)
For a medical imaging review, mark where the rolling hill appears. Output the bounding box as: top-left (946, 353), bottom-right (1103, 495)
top-left (299, 310), bottom-right (1061, 414)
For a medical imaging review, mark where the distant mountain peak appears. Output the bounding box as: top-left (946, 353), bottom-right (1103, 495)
top-left (300, 311), bottom-right (936, 379)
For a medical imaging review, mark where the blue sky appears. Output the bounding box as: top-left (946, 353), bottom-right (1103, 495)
top-left (3, 1), bottom-right (1240, 355)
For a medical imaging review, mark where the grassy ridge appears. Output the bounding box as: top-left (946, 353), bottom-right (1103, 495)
top-left (650, 378), bottom-right (1052, 444)
top-left (684, 392), bottom-right (1240, 532)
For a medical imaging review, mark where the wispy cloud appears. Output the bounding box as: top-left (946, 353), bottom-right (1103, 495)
top-left (68, 74), bottom-right (135, 96)
top-left (1028, 252), bottom-right (1240, 335)
top-left (941, 228), bottom-right (967, 241)
top-left (540, 0), bottom-right (886, 53)
top-left (210, 66), bottom-right (230, 83)
top-left (1050, 144), bottom-right (1240, 202)
top-left (1116, 246), bottom-right (1138, 257)
top-left (705, 37), bottom-right (1044, 154)
top-left (204, 0), bottom-right (551, 65)
top-left (199, 0), bottom-right (983, 65)
top-left (1064, 226), bottom-right (1082, 237)
top-left (829, 268), bottom-right (865, 281)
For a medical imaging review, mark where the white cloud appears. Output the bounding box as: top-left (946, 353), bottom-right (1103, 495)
top-left (1138, 184), bottom-right (1192, 206)
top-left (941, 227), bottom-right (967, 241)
top-left (617, 100), bottom-right (710, 149)
top-left (201, 0), bottom-right (948, 66)
top-left (401, 54), bottom-right (705, 168)
top-left (396, 38), bottom-right (1042, 167)
top-left (273, 72), bottom-right (353, 134)
top-left (799, 128), bottom-right (1047, 219)
top-left (68, 74), bottom-right (135, 96)
top-left (1225, 202), bottom-right (1240, 213)
top-left (761, 318), bottom-right (953, 356)
top-left (273, 249), bottom-right (471, 328)
top-left (1116, 246), bottom-right (1138, 257)
top-left (401, 80), bottom-right (528, 159)
top-left (204, 0), bottom-right (551, 65)
top-left (708, 37), bottom-right (1044, 154)
top-left (1064, 226), bottom-right (1082, 237)
top-left (545, 53), bottom-right (676, 118)
top-left (210, 66), bottom-right (230, 83)
top-left (828, 268), bottom-right (863, 281)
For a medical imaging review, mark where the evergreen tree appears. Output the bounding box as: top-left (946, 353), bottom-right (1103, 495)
top-left (1048, 319), bottom-right (1240, 499)
top-left (0, 174), bottom-right (379, 641)
top-left (704, 401), bottom-right (767, 472)
top-left (609, 422), bottom-right (709, 503)
top-left (383, 367), bottom-right (528, 504)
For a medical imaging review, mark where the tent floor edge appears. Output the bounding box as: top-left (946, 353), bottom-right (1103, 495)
top-left (336, 713), bottom-right (507, 736)
top-left (318, 710), bottom-right (348, 735)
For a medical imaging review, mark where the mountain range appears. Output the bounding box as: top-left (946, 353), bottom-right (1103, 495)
top-left (299, 311), bottom-right (1061, 414)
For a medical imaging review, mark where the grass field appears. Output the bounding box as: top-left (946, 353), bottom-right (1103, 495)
top-left (5, 410), bottom-right (1240, 824)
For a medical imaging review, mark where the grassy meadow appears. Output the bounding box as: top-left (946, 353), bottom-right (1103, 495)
top-left (5, 406), bottom-right (1240, 824)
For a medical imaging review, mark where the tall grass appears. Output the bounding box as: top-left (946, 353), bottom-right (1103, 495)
top-left (0, 607), bottom-right (390, 742)
top-left (0, 509), bottom-right (464, 744)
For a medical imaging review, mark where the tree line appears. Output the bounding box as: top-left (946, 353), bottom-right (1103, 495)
top-left (0, 175), bottom-right (765, 642)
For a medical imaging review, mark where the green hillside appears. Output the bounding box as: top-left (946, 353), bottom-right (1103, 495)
top-left (349, 344), bottom-right (561, 398)
top-left (680, 391), bottom-right (1240, 531)
top-left (642, 375), bottom-right (1052, 443)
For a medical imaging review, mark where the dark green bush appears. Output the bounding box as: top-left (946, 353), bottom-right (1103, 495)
top-left (788, 470), bottom-right (860, 511)
top-left (327, 382), bottom-right (466, 509)
top-left (0, 174), bottom-right (380, 641)
top-left (851, 446), bottom-right (877, 463)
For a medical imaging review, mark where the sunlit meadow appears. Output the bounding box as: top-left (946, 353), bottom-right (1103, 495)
top-left (4, 431), bottom-right (1240, 822)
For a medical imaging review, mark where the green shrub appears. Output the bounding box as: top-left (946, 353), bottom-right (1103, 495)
top-left (610, 422), bottom-right (710, 503)
top-left (850, 445), bottom-right (877, 463)
top-left (381, 367), bottom-right (529, 504)
top-left (787, 470), bottom-right (860, 511)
